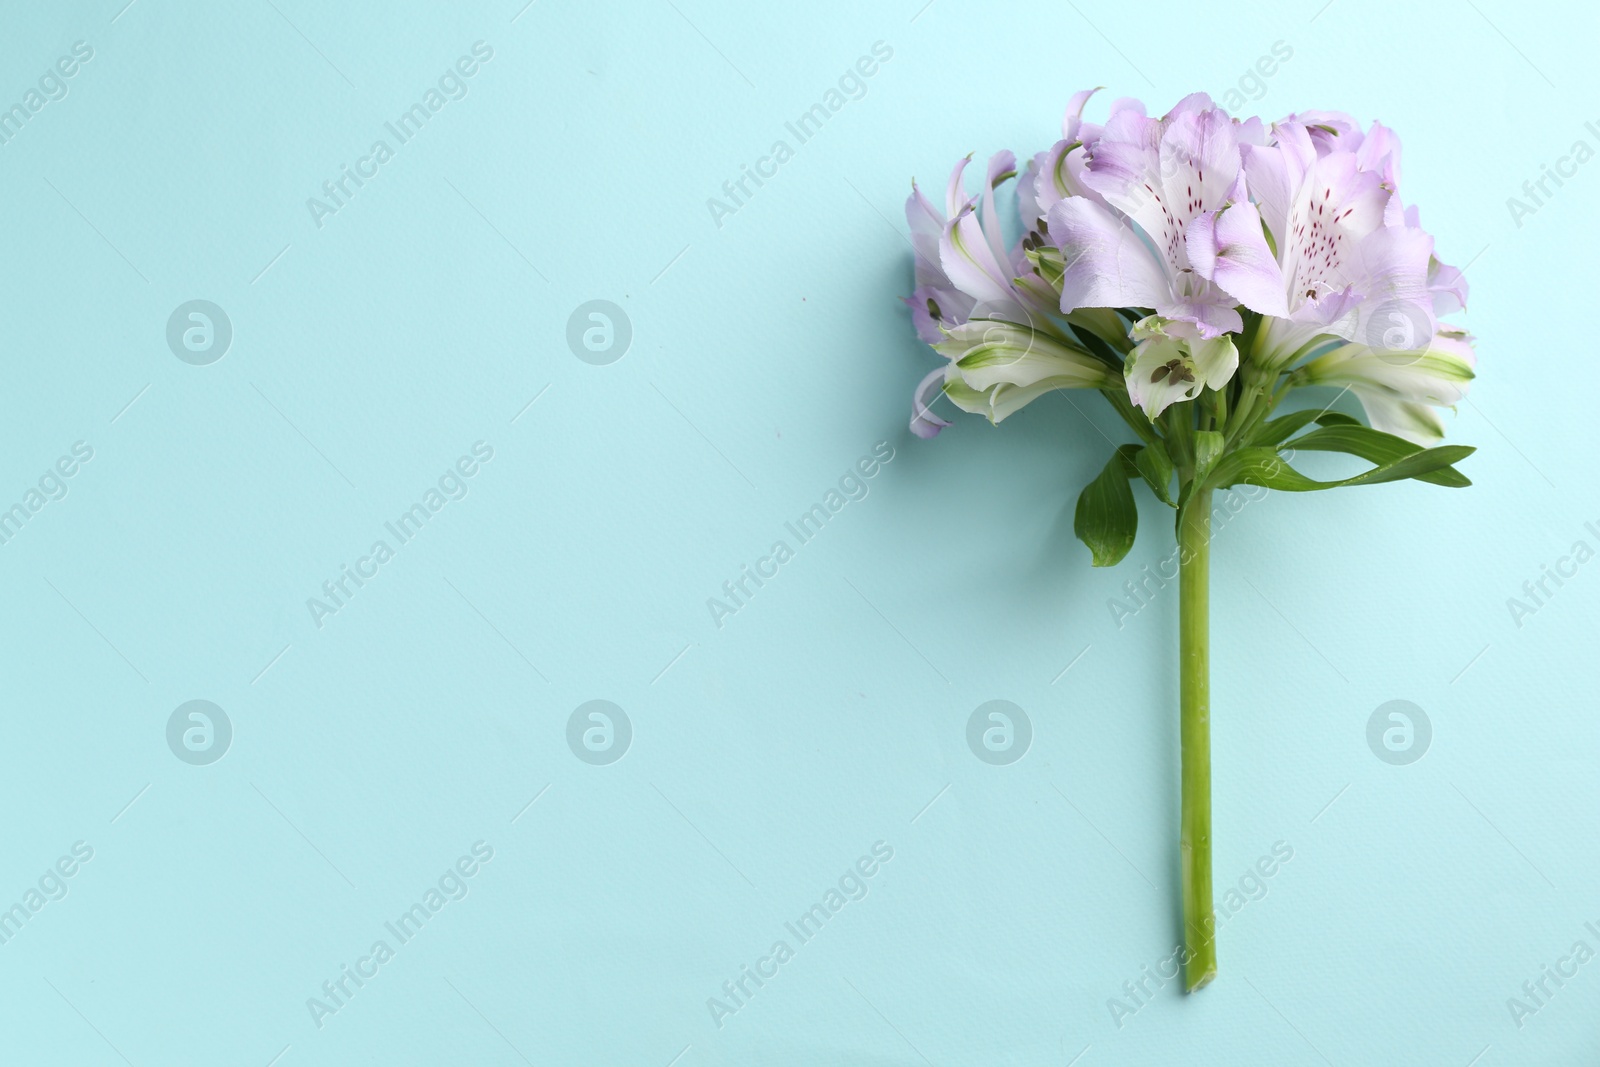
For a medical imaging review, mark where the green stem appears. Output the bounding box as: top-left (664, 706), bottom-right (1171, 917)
top-left (1177, 489), bottom-right (1216, 992)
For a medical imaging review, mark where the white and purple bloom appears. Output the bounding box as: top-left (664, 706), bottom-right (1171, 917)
top-left (1296, 325), bottom-right (1477, 443)
top-left (1125, 316), bottom-right (1239, 418)
top-left (1215, 117), bottom-right (1438, 371)
top-left (901, 89), bottom-right (1476, 443)
top-left (904, 148), bottom-right (1109, 437)
top-left (1048, 93), bottom-right (1257, 340)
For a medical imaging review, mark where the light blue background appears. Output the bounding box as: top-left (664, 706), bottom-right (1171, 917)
top-left (1, 0), bottom-right (1595, 1063)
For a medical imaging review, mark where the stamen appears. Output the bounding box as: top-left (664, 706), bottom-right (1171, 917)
top-left (1151, 358), bottom-right (1188, 384)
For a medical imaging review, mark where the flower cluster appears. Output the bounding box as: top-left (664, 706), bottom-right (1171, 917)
top-left (897, 91), bottom-right (1479, 994)
top-left (905, 90), bottom-right (1475, 450)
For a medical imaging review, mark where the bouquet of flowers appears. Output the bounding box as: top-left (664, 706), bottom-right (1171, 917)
top-left (902, 89), bottom-right (1476, 991)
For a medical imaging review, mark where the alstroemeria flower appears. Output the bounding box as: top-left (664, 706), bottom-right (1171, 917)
top-left (944, 152), bottom-right (1067, 325)
top-left (904, 149), bottom-right (1063, 435)
top-left (1048, 94), bottom-right (1258, 339)
top-left (1296, 326), bottom-right (1476, 443)
top-left (934, 318), bottom-right (1115, 426)
top-left (1125, 317), bottom-right (1239, 418)
top-left (1206, 119), bottom-right (1436, 369)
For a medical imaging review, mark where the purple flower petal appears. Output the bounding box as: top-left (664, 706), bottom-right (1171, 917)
top-left (1048, 197), bottom-right (1171, 314)
top-left (1187, 201), bottom-right (1288, 317)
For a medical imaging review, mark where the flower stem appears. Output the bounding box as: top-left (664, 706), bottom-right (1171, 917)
top-left (1177, 489), bottom-right (1216, 992)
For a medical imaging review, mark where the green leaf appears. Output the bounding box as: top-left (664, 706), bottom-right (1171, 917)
top-left (1133, 439), bottom-right (1175, 506)
top-left (1252, 408), bottom-right (1363, 449)
top-left (1287, 424), bottom-right (1472, 488)
top-left (1207, 448), bottom-right (1324, 491)
top-left (1075, 446), bottom-right (1140, 566)
top-left (1208, 444), bottom-right (1477, 493)
top-left (1337, 444), bottom-right (1477, 487)
top-left (1252, 408), bottom-right (1325, 448)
